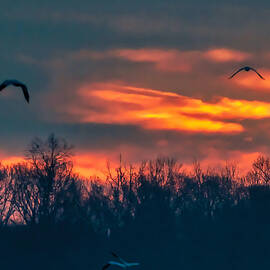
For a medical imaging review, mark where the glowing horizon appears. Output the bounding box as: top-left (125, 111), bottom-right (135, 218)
top-left (2, 1), bottom-right (270, 182)
top-left (0, 150), bottom-right (262, 179)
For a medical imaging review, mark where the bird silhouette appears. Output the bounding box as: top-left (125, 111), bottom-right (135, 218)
top-left (102, 252), bottom-right (140, 269)
top-left (229, 66), bottom-right (265, 80)
top-left (0, 79), bottom-right (29, 103)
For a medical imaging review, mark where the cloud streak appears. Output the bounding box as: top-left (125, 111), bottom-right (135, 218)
top-left (53, 82), bottom-right (270, 135)
top-left (204, 48), bottom-right (251, 62)
top-left (71, 47), bottom-right (252, 74)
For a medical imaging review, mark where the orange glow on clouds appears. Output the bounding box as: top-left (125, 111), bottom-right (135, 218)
top-left (73, 151), bottom-right (261, 178)
top-left (113, 49), bottom-right (194, 72)
top-left (71, 47), bottom-right (251, 73)
top-left (181, 97), bottom-right (270, 119)
top-left (113, 48), bottom-right (251, 72)
top-left (65, 82), bottom-right (270, 134)
top-left (204, 48), bottom-right (251, 62)
top-left (0, 151), bottom-right (262, 179)
top-left (61, 150), bottom-right (270, 178)
top-left (230, 69), bottom-right (270, 90)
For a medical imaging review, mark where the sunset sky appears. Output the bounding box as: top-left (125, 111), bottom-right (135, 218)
top-left (1, 0), bottom-right (270, 177)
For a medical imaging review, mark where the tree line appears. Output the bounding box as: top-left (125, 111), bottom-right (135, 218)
top-left (1, 134), bottom-right (270, 270)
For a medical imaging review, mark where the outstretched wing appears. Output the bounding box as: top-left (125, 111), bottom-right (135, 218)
top-left (0, 80), bottom-right (30, 103)
top-left (0, 81), bottom-right (9, 91)
top-left (19, 84), bottom-right (30, 103)
top-left (250, 67), bottom-right (265, 80)
top-left (111, 252), bottom-right (127, 265)
top-left (108, 261), bottom-right (126, 268)
top-left (126, 263), bottom-right (140, 267)
top-left (228, 67), bottom-right (245, 79)
top-left (102, 264), bottom-right (111, 270)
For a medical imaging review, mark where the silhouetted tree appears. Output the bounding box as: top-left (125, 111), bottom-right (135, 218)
top-left (247, 155), bottom-right (270, 184)
top-left (0, 165), bottom-right (15, 225)
top-left (2, 135), bottom-right (270, 270)
top-left (11, 134), bottom-right (77, 226)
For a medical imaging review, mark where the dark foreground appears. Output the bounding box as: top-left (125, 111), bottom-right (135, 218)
top-left (1, 135), bottom-right (270, 270)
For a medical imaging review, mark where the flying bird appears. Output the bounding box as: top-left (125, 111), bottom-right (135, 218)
top-left (0, 79), bottom-right (29, 103)
top-left (102, 252), bottom-right (140, 269)
top-left (229, 66), bottom-right (265, 80)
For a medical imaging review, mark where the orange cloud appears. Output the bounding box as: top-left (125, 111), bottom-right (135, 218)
top-left (204, 48), bottom-right (251, 62)
top-left (181, 97), bottom-right (270, 120)
top-left (61, 82), bottom-right (270, 134)
top-left (229, 69), bottom-right (270, 90)
top-left (113, 49), bottom-right (195, 72)
top-left (71, 47), bottom-right (251, 73)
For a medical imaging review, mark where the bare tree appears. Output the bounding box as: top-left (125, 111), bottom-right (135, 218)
top-left (11, 134), bottom-right (77, 226)
top-left (192, 159), bottom-right (203, 184)
top-left (0, 165), bottom-right (15, 225)
top-left (246, 155), bottom-right (270, 185)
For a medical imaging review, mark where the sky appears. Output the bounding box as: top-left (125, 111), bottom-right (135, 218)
top-left (1, 0), bottom-right (270, 177)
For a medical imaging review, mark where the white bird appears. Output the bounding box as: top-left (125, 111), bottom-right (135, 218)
top-left (229, 66), bottom-right (265, 80)
top-left (102, 252), bottom-right (140, 269)
top-left (0, 79), bottom-right (29, 103)
top-left (107, 228), bottom-right (111, 239)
